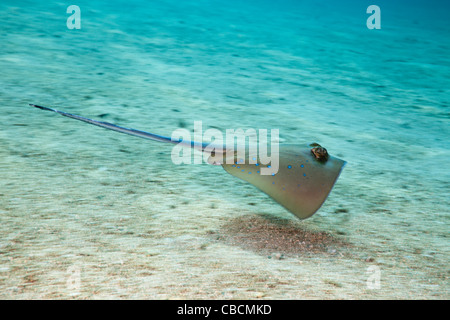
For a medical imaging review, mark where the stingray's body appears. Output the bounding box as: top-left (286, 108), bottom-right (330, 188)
top-left (222, 146), bottom-right (345, 219)
top-left (30, 104), bottom-right (346, 220)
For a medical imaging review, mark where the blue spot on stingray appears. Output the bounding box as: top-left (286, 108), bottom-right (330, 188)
top-left (255, 163), bottom-right (259, 166)
top-left (268, 165), bottom-right (271, 168)
top-left (257, 171), bottom-right (260, 173)
top-left (303, 173), bottom-right (306, 177)
top-left (242, 169), bottom-right (245, 172)
top-left (288, 165), bottom-right (292, 169)
top-left (301, 164), bottom-right (304, 168)
top-left (248, 172), bottom-right (252, 174)
top-left (271, 173), bottom-right (275, 176)
top-left (272, 182), bottom-right (275, 184)
top-left (237, 166), bottom-right (240, 169)
top-left (252, 157), bottom-right (256, 161)
top-left (232, 165), bottom-right (236, 167)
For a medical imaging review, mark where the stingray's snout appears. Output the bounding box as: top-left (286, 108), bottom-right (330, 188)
top-left (309, 143), bottom-right (329, 162)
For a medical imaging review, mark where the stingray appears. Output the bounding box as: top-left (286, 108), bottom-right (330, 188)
top-left (30, 104), bottom-right (346, 220)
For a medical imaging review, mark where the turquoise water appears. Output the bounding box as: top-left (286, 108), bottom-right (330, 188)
top-left (0, 0), bottom-right (448, 298)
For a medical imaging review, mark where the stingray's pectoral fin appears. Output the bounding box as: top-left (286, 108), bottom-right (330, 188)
top-left (222, 144), bottom-right (346, 219)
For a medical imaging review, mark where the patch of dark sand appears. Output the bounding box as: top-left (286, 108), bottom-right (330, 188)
top-left (211, 214), bottom-right (350, 257)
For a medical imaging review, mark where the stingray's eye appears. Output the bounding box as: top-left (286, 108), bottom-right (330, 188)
top-left (311, 145), bottom-right (329, 162)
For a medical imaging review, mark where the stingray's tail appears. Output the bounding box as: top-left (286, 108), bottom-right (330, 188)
top-left (29, 104), bottom-right (208, 151)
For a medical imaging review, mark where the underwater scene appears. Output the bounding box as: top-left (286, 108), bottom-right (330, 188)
top-left (0, 0), bottom-right (448, 299)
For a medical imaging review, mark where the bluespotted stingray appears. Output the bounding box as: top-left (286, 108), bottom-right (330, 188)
top-left (30, 104), bottom-right (346, 220)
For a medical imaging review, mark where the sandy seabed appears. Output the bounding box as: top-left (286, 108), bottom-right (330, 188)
top-left (0, 140), bottom-right (447, 299)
